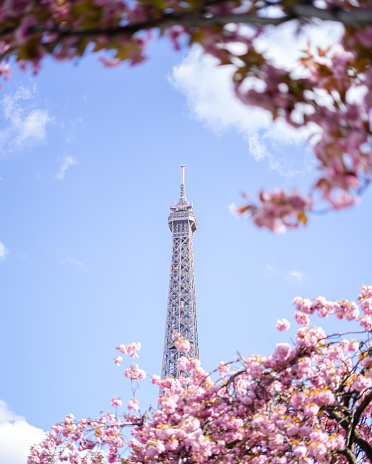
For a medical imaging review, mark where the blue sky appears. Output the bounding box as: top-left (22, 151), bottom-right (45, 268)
top-left (0, 24), bottom-right (372, 463)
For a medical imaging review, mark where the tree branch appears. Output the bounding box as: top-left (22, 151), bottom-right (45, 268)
top-left (352, 389), bottom-right (372, 430)
top-left (335, 447), bottom-right (358, 464)
top-left (0, 2), bottom-right (371, 63)
top-left (327, 407), bottom-right (372, 463)
top-left (30, 4), bottom-right (372, 41)
top-left (354, 432), bottom-right (372, 463)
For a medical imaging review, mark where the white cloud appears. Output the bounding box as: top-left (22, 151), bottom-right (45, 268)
top-left (264, 264), bottom-right (277, 276)
top-left (170, 21), bottom-right (344, 177)
top-left (0, 400), bottom-right (45, 464)
top-left (286, 270), bottom-right (306, 286)
top-left (248, 133), bottom-right (268, 162)
top-left (265, 264), bottom-right (305, 284)
top-left (228, 202), bottom-right (240, 218)
top-left (255, 21), bottom-right (344, 71)
top-left (0, 241), bottom-right (9, 261)
top-left (0, 85), bottom-right (51, 153)
top-left (56, 156), bottom-right (78, 181)
top-left (63, 257), bottom-right (88, 271)
top-left (170, 47), bottom-right (271, 135)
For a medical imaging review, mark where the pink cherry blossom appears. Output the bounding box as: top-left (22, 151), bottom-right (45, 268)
top-left (128, 398), bottom-right (139, 411)
top-left (117, 342), bottom-right (141, 357)
top-left (111, 397), bottom-right (122, 407)
top-left (114, 356), bottom-right (122, 366)
top-left (0, 0), bottom-right (369, 234)
top-left (276, 318), bottom-right (290, 331)
top-left (29, 286), bottom-right (372, 464)
top-left (124, 364), bottom-right (146, 380)
top-left (294, 311), bottom-right (310, 326)
top-left (173, 333), bottom-right (191, 353)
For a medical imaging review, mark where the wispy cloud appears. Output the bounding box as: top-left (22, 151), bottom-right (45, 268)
top-left (0, 400), bottom-right (45, 464)
top-left (64, 117), bottom-right (83, 143)
top-left (264, 264), bottom-right (277, 276)
top-left (63, 257), bottom-right (88, 272)
top-left (170, 48), bottom-right (313, 178)
top-left (286, 270), bottom-right (306, 286)
top-left (0, 85), bottom-right (51, 154)
top-left (265, 264), bottom-right (306, 285)
top-left (170, 22), bottom-right (343, 177)
top-left (228, 202), bottom-right (240, 218)
top-left (0, 241), bottom-right (9, 261)
top-left (56, 156), bottom-right (78, 181)
top-left (248, 133), bottom-right (268, 162)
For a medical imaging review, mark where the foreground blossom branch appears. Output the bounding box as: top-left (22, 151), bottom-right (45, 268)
top-left (23, 3), bottom-right (372, 41)
top-left (29, 285), bottom-right (372, 464)
top-left (1, 0), bottom-right (372, 231)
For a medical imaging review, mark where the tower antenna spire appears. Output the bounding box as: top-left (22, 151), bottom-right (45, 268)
top-left (180, 164), bottom-right (186, 199)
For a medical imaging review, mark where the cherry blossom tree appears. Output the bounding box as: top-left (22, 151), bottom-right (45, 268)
top-left (0, 0), bottom-right (371, 230)
top-left (29, 285), bottom-right (372, 464)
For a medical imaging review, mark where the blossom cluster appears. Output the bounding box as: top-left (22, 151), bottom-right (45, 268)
top-left (29, 285), bottom-right (372, 464)
top-left (292, 291), bottom-right (372, 332)
top-left (116, 342), bottom-right (141, 358)
top-left (230, 28), bottom-right (372, 230)
top-left (173, 332), bottom-right (191, 353)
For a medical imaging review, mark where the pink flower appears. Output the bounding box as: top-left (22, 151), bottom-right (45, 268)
top-left (99, 56), bottom-right (121, 68)
top-left (294, 311), bottom-right (310, 326)
top-left (359, 287), bottom-right (372, 315)
top-left (124, 365), bottom-right (146, 380)
top-left (218, 361), bottom-right (230, 377)
top-left (174, 335), bottom-right (191, 353)
top-left (293, 445), bottom-right (307, 458)
top-left (114, 356), bottom-right (122, 366)
top-left (359, 315), bottom-right (372, 331)
top-left (168, 26), bottom-right (185, 51)
top-left (151, 375), bottom-right (161, 385)
top-left (293, 297), bottom-right (314, 314)
top-left (346, 303), bottom-right (359, 321)
top-left (353, 375), bottom-right (372, 392)
top-left (303, 404), bottom-right (320, 416)
top-left (334, 300), bottom-right (360, 321)
top-left (117, 343), bottom-right (141, 357)
top-left (177, 356), bottom-right (188, 370)
top-left (276, 319), bottom-right (290, 331)
top-left (274, 343), bottom-right (294, 361)
top-left (111, 397), bottom-right (122, 407)
top-left (117, 344), bottom-right (127, 354)
top-left (361, 298), bottom-right (372, 315)
top-left (15, 15), bottom-right (36, 45)
top-left (245, 189), bottom-right (313, 233)
top-left (128, 398), bottom-right (139, 411)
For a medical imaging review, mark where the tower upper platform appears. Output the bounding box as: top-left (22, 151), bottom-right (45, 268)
top-left (168, 165), bottom-right (197, 233)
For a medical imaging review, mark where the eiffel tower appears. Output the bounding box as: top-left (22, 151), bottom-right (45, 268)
top-left (161, 165), bottom-right (199, 378)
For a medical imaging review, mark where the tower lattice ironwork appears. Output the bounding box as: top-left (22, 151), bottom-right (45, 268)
top-left (161, 165), bottom-right (199, 379)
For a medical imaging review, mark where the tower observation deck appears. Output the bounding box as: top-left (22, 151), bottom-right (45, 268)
top-left (161, 165), bottom-right (199, 378)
